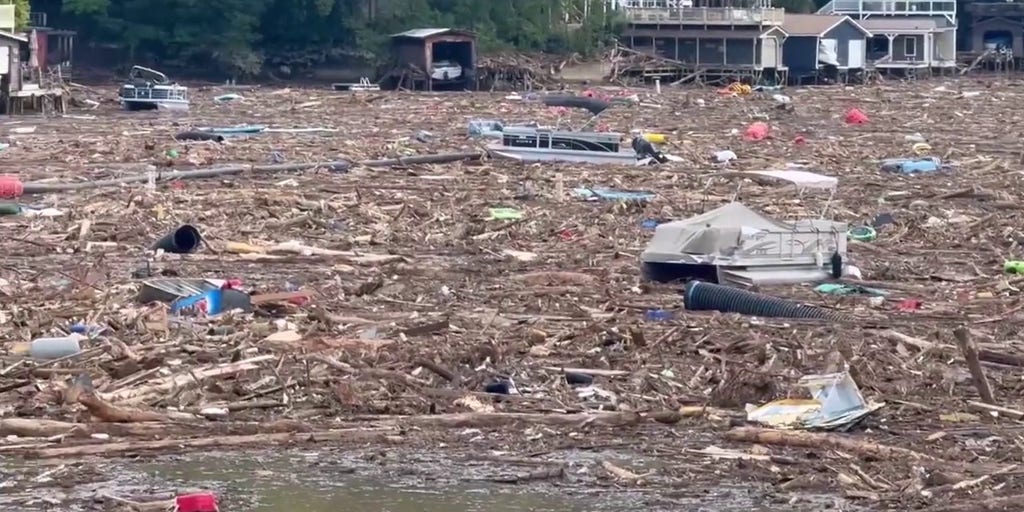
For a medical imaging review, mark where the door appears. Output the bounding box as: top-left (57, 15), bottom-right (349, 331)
top-left (819, 38), bottom-right (839, 66)
top-left (847, 39), bottom-right (865, 68)
top-left (762, 37), bottom-right (778, 68)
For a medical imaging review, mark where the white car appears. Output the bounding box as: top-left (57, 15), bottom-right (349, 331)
top-left (431, 60), bottom-right (462, 81)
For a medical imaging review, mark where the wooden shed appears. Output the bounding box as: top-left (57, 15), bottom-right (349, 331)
top-left (0, 30), bottom-right (26, 112)
top-left (386, 28), bottom-right (477, 91)
top-left (782, 14), bottom-right (871, 83)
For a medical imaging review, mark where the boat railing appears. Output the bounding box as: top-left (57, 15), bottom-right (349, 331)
top-left (501, 128), bottom-right (622, 153)
top-left (120, 84), bottom-right (188, 102)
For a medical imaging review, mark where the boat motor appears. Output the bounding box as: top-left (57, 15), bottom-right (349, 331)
top-left (631, 136), bottom-right (669, 164)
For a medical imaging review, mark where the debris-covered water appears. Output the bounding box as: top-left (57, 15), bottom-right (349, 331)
top-left (7, 82), bottom-right (1010, 511)
top-left (0, 449), bottom-right (855, 511)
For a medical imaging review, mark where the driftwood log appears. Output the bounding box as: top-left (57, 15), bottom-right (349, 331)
top-left (723, 427), bottom-right (939, 461)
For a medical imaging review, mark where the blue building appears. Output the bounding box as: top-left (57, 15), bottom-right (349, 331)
top-left (782, 14), bottom-right (871, 83)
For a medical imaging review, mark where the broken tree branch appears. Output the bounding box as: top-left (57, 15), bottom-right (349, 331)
top-left (954, 326), bottom-right (995, 404)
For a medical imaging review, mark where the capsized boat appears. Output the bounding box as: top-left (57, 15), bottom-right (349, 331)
top-left (485, 95), bottom-right (672, 166)
top-left (119, 66), bottom-right (189, 112)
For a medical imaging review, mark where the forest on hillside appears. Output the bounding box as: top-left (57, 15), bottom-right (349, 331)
top-left (25, 0), bottom-right (830, 77)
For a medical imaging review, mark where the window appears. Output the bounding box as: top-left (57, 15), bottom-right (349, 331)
top-left (904, 37), bottom-right (917, 57)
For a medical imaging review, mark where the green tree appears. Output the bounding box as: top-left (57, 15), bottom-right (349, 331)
top-left (53, 0), bottom-right (621, 76)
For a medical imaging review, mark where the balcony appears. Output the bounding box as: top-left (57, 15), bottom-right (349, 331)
top-left (623, 7), bottom-right (785, 25)
top-left (29, 11), bottom-right (47, 28)
top-left (967, 1), bottom-right (1024, 16)
top-left (825, 0), bottom-right (955, 16)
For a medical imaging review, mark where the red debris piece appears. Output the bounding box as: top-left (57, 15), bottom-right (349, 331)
top-left (743, 122), bottom-right (769, 141)
top-left (176, 492), bottom-right (219, 512)
top-left (845, 108), bottom-right (869, 124)
top-left (896, 299), bottom-right (922, 312)
top-left (222, 279), bottom-right (244, 290)
top-left (0, 176), bottom-right (24, 199)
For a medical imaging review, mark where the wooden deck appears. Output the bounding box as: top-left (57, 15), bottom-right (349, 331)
top-left (7, 86), bottom-right (65, 114)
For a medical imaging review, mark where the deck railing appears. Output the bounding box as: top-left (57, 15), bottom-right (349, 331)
top-left (28, 11), bottom-right (46, 28)
top-left (825, 0), bottom-right (954, 15)
top-left (120, 85), bottom-right (189, 102)
top-left (967, 1), bottom-right (1024, 15)
top-left (623, 7), bottom-right (785, 25)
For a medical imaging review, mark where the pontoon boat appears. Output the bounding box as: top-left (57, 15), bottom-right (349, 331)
top-left (119, 66), bottom-right (189, 111)
top-left (485, 95), bottom-right (669, 166)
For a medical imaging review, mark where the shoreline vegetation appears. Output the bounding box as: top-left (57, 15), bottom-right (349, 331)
top-left (52, 0), bottom-right (828, 79)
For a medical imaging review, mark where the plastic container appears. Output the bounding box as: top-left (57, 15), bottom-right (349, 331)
top-left (847, 226), bottom-right (877, 242)
top-left (713, 150), bottom-right (737, 163)
top-left (21, 334), bottom-right (83, 360)
top-left (69, 323), bottom-right (106, 335)
top-left (880, 157), bottom-right (940, 174)
top-left (644, 309), bottom-right (674, 322)
top-left (642, 133), bottom-right (667, 144)
top-left (641, 219), bottom-right (660, 231)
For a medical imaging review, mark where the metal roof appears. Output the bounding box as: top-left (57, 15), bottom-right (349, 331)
top-left (390, 28), bottom-right (475, 39)
top-left (0, 31), bottom-right (28, 43)
top-left (782, 14), bottom-right (869, 37)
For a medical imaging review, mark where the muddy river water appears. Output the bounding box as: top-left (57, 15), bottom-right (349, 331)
top-left (1, 448), bottom-right (853, 511)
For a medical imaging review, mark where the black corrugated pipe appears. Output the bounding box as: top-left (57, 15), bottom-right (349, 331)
top-left (683, 281), bottom-right (845, 321)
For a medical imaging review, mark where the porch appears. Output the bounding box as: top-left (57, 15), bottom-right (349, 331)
top-left (860, 18), bottom-right (957, 71)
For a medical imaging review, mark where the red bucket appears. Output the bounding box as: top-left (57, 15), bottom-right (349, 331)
top-left (175, 492), bottom-right (219, 512)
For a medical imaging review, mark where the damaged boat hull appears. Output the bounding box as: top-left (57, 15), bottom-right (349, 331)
top-left (121, 99), bottom-right (189, 112)
top-left (487, 145), bottom-right (645, 166)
